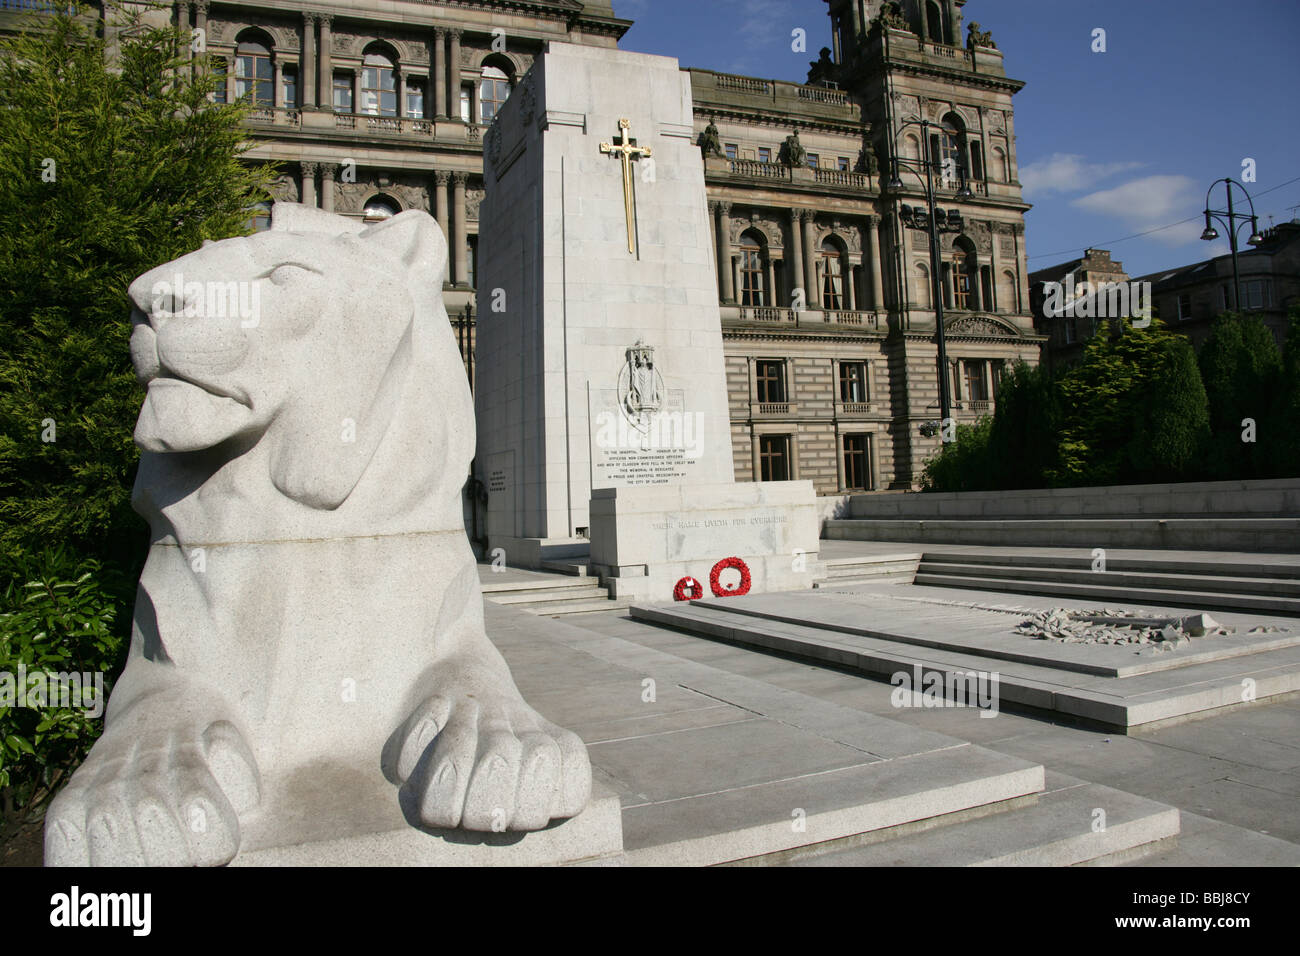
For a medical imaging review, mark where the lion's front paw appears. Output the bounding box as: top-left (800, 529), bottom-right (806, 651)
top-left (44, 720), bottom-right (261, 866)
top-left (396, 690), bottom-right (592, 832)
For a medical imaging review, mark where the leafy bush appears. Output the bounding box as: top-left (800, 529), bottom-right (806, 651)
top-left (921, 415), bottom-right (995, 492)
top-left (986, 360), bottom-right (1062, 489)
top-left (1198, 312), bottom-right (1282, 479)
top-left (0, 547), bottom-right (126, 835)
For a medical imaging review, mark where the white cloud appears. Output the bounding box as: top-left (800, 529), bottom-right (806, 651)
top-left (1071, 174), bottom-right (1204, 245)
top-left (1019, 153), bottom-right (1144, 197)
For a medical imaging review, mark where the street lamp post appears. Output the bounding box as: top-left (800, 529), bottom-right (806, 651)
top-left (888, 118), bottom-right (971, 433)
top-left (1201, 178), bottom-right (1265, 314)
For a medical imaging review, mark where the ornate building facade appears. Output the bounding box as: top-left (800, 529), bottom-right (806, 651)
top-left (29, 0), bottom-right (1043, 493)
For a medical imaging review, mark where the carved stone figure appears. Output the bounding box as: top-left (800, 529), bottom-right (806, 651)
top-left (807, 46), bottom-right (837, 85)
top-left (967, 22), bottom-right (996, 49)
top-left (873, 1), bottom-right (909, 33)
top-left (700, 116), bottom-right (723, 158)
top-left (44, 205), bottom-right (592, 866)
top-left (781, 129), bottom-right (807, 168)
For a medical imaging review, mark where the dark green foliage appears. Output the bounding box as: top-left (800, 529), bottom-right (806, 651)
top-left (0, 3), bottom-right (272, 577)
top-left (1, 547), bottom-right (126, 834)
top-left (986, 360), bottom-right (1062, 489)
top-left (1270, 304), bottom-right (1300, 477)
top-left (921, 416), bottom-right (994, 492)
top-left (1198, 312), bottom-right (1282, 479)
top-left (1126, 334), bottom-right (1210, 482)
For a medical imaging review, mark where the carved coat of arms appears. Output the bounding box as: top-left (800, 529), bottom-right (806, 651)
top-left (618, 340), bottom-right (664, 432)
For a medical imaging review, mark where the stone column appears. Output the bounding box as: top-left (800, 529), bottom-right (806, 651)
top-left (432, 28), bottom-right (446, 119)
top-left (715, 202), bottom-right (734, 304)
top-left (318, 14), bottom-right (334, 111)
top-left (846, 264), bottom-right (857, 311)
top-left (320, 163), bottom-right (337, 212)
top-left (802, 212), bottom-right (820, 308)
top-left (300, 161), bottom-right (318, 208)
top-left (452, 172), bottom-right (469, 286)
top-left (448, 29), bottom-right (463, 119)
top-left (397, 72), bottom-right (407, 117)
top-left (942, 261), bottom-right (954, 308)
top-left (433, 171), bottom-right (450, 251)
top-left (193, 0), bottom-right (207, 35)
top-left (988, 224), bottom-right (1002, 312)
top-left (178, 2), bottom-right (192, 65)
top-left (947, 1), bottom-right (961, 45)
top-left (301, 12), bottom-right (316, 109)
top-left (789, 209), bottom-right (806, 306)
top-left (865, 215), bottom-right (884, 311)
top-left (353, 69), bottom-right (363, 116)
top-left (765, 257), bottom-right (777, 307)
top-left (272, 60), bottom-right (283, 109)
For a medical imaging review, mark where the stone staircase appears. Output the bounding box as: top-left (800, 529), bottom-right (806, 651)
top-left (481, 570), bottom-right (629, 616)
top-left (914, 550), bottom-right (1300, 617)
top-left (780, 774), bottom-right (1180, 867)
top-left (813, 551), bottom-right (922, 588)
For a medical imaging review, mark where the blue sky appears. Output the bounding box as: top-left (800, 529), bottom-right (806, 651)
top-left (613, 0), bottom-right (1300, 278)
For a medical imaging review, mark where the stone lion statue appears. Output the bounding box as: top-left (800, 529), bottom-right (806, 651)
top-left (44, 204), bottom-right (591, 866)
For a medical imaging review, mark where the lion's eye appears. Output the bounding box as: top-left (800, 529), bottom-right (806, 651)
top-left (268, 264), bottom-right (307, 286)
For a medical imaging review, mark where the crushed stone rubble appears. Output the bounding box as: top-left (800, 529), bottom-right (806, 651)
top-left (1013, 607), bottom-right (1257, 651)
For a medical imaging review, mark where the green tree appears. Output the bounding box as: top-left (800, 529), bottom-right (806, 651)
top-left (1268, 304), bottom-right (1300, 477)
top-left (986, 360), bottom-right (1061, 488)
top-left (1126, 334), bottom-right (1210, 482)
top-left (921, 416), bottom-right (995, 492)
top-left (1198, 312), bottom-right (1283, 478)
top-left (0, 4), bottom-right (272, 578)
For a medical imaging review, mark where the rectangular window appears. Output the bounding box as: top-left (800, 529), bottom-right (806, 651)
top-left (755, 360), bottom-right (786, 404)
top-left (759, 435), bottom-right (791, 482)
top-left (1064, 317), bottom-right (1077, 344)
top-left (332, 72), bottom-right (353, 113)
top-left (964, 361), bottom-right (989, 402)
top-left (235, 52), bottom-right (273, 106)
top-left (460, 86), bottom-right (472, 123)
top-left (725, 143), bottom-right (738, 160)
top-left (467, 236), bottom-right (477, 290)
top-left (837, 156), bottom-right (850, 171)
top-left (281, 66), bottom-right (297, 109)
top-left (758, 147), bottom-right (772, 164)
top-left (838, 362), bottom-right (867, 403)
top-left (1177, 293), bottom-right (1192, 320)
top-left (807, 153), bottom-right (820, 169)
top-left (843, 434), bottom-right (869, 490)
top-left (211, 57), bottom-right (227, 104)
top-left (1243, 279), bottom-right (1272, 310)
top-left (969, 142), bottom-right (984, 181)
top-left (406, 80), bottom-right (425, 119)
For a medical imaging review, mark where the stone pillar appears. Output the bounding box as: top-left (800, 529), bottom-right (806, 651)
top-left (715, 202), bottom-right (734, 304)
top-left (319, 14), bottom-right (334, 111)
top-left (301, 12), bottom-right (316, 109)
top-left (320, 163), bottom-right (337, 212)
top-left (947, 0), bottom-right (961, 45)
top-left (272, 60), bottom-right (283, 109)
top-left (301, 161), bottom-right (318, 208)
top-left (988, 225), bottom-right (1002, 312)
top-left (178, 2), bottom-right (192, 64)
top-left (452, 172), bottom-right (469, 286)
top-left (193, 0), bottom-right (207, 35)
top-left (866, 215), bottom-right (884, 311)
top-left (847, 264), bottom-right (857, 311)
top-left (433, 171), bottom-right (450, 251)
top-left (942, 261), bottom-right (954, 308)
top-left (448, 29), bottom-right (463, 120)
top-left (802, 212), bottom-right (820, 308)
top-left (432, 28), bottom-right (446, 119)
top-left (397, 72), bottom-right (407, 117)
top-left (789, 209), bottom-right (806, 306)
top-left (765, 257), bottom-right (777, 307)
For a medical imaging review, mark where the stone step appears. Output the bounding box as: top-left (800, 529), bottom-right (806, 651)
top-left (480, 576), bottom-right (603, 594)
top-left (487, 586), bottom-right (611, 605)
top-left (914, 571), bottom-right (1300, 616)
top-left (784, 776), bottom-right (1180, 867)
top-left (623, 743), bottom-right (1045, 866)
top-left (919, 550), bottom-right (1300, 580)
top-left (530, 598), bottom-right (631, 616)
top-left (540, 560), bottom-right (590, 576)
top-left (917, 561), bottom-right (1300, 597)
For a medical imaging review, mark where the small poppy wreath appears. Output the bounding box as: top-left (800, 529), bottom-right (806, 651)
top-left (673, 576), bottom-right (705, 601)
top-left (709, 557), bottom-right (752, 598)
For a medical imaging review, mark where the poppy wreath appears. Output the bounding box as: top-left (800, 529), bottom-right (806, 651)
top-left (709, 557), bottom-right (752, 597)
top-left (673, 576), bottom-right (705, 601)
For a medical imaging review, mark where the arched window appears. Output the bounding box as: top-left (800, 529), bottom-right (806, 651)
top-left (821, 238), bottom-right (846, 309)
top-left (933, 112), bottom-right (965, 186)
top-left (361, 51), bottom-right (397, 116)
top-left (739, 231), bottom-right (767, 307)
top-left (915, 263), bottom-right (931, 309)
top-left (235, 39), bottom-right (272, 106)
top-left (1000, 269), bottom-right (1019, 313)
top-left (904, 133), bottom-right (920, 163)
top-left (479, 64), bottom-right (511, 123)
top-left (951, 237), bottom-right (978, 310)
top-left (926, 1), bottom-right (944, 43)
top-left (363, 196), bottom-right (400, 222)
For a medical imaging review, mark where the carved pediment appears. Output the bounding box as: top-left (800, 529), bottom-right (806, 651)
top-left (946, 314), bottom-right (1019, 337)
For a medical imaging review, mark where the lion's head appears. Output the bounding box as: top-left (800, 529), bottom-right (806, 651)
top-left (127, 204), bottom-right (454, 512)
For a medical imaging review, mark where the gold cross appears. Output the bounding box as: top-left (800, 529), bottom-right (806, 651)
top-left (599, 118), bottom-right (652, 254)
